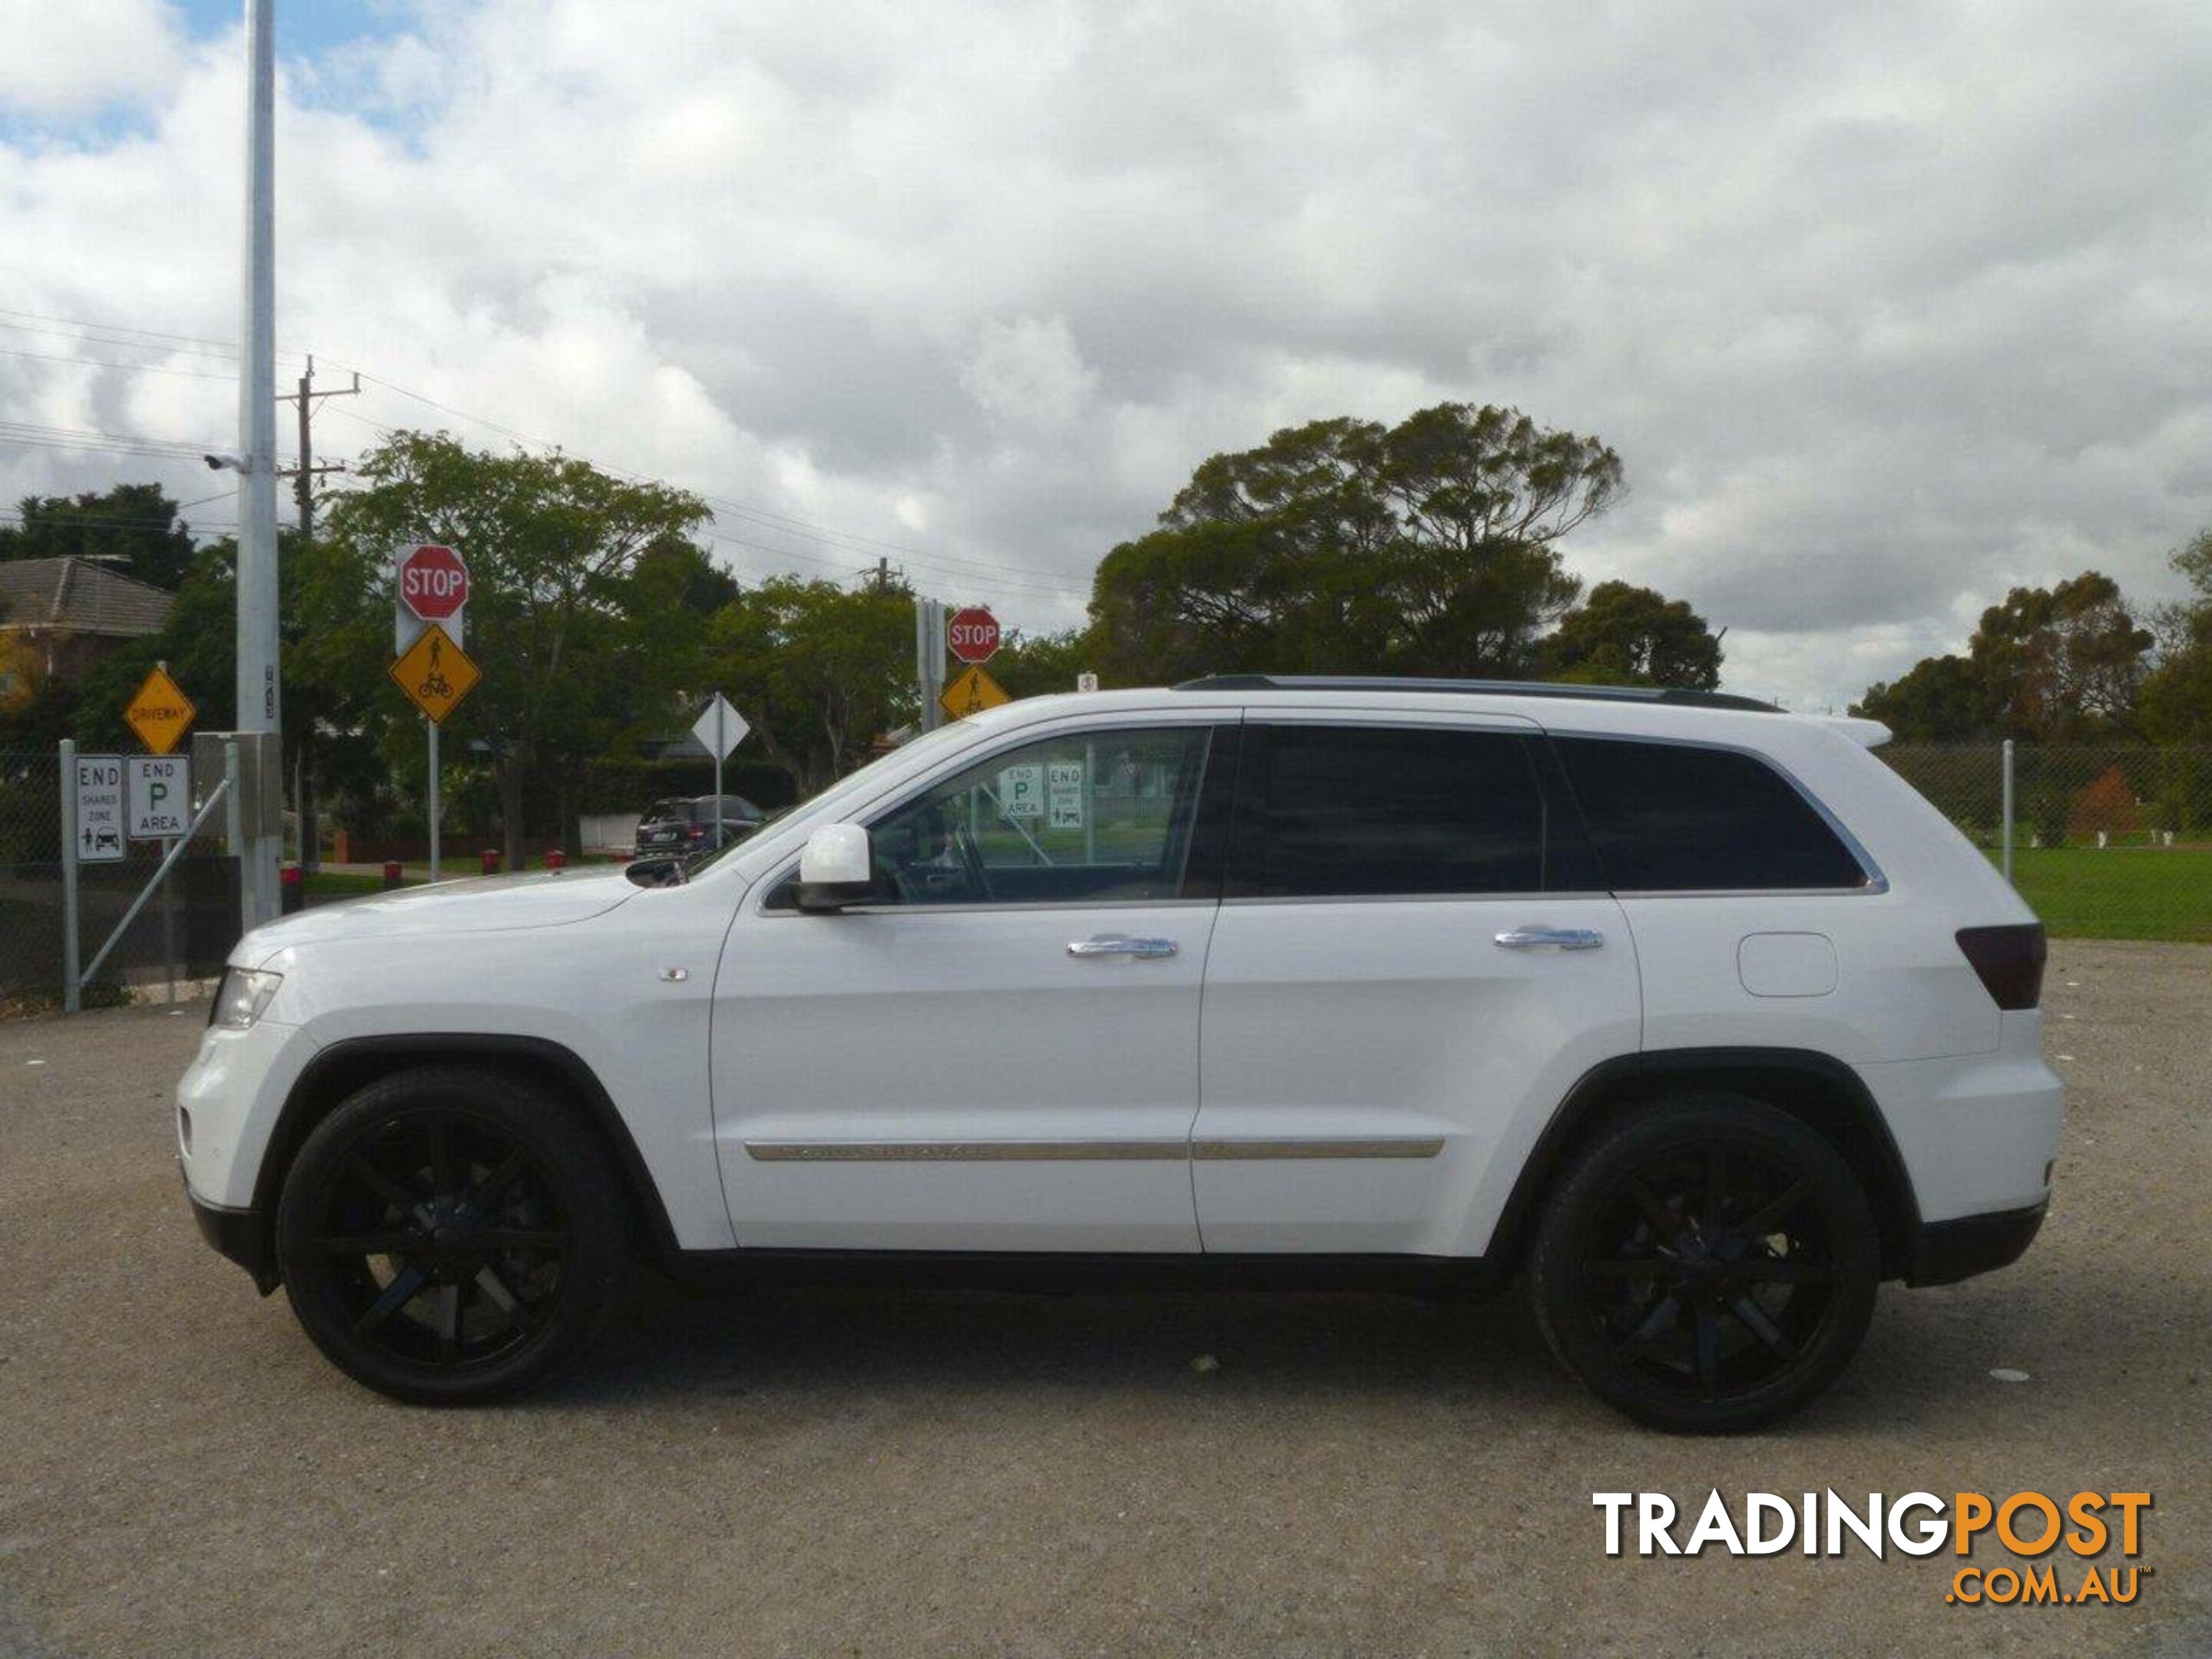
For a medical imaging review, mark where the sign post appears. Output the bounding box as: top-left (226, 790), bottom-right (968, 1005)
top-left (394, 545), bottom-right (470, 879)
top-left (690, 693), bottom-right (751, 849)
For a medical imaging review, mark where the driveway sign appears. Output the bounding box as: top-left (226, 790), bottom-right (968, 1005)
top-left (998, 763), bottom-right (1044, 820)
top-left (946, 607), bottom-right (1001, 664)
top-left (127, 756), bottom-right (193, 839)
top-left (389, 622), bottom-right (481, 724)
top-left (940, 664), bottom-right (1011, 720)
top-left (124, 664), bottom-right (197, 756)
top-left (75, 755), bottom-right (124, 862)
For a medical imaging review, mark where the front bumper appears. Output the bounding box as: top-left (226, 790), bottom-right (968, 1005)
top-left (1906, 1199), bottom-right (2048, 1287)
top-left (187, 1177), bottom-right (279, 1293)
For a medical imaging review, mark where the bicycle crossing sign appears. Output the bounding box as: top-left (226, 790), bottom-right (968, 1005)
top-left (939, 663), bottom-right (1011, 720)
top-left (389, 622), bottom-right (481, 724)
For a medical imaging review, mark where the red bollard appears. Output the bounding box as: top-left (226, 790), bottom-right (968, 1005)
top-left (382, 860), bottom-right (403, 891)
top-left (545, 848), bottom-right (566, 871)
top-left (280, 863), bottom-right (304, 914)
top-left (479, 848), bottom-right (502, 876)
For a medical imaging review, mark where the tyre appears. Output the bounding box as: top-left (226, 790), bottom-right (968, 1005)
top-left (1528, 1094), bottom-right (1879, 1432)
top-left (274, 1066), bottom-right (631, 1405)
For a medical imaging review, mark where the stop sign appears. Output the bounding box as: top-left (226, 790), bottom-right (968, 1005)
top-left (398, 544), bottom-right (469, 621)
top-left (946, 606), bottom-right (1001, 664)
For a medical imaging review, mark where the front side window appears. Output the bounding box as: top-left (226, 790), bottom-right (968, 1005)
top-left (859, 725), bottom-right (1220, 906)
top-left (1551, 736), bottom-right (1871, 892)
top-left (1227, 724), bottom-right (1558, 898)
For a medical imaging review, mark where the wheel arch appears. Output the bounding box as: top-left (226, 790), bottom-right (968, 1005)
top-left (1485, 1047), bottom-right (1922, 1281)
top-left (248, 1035), bottom-right (683, 1286)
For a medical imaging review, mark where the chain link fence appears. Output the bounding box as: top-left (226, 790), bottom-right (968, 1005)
top-left (0, 750), bottom-right (241, 1014)
top-left (1880, 744), bottom-right (2212, 942)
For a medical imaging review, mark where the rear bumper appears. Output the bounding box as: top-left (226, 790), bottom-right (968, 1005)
top-left (1905, 1200), bottom-right (2047, 1287)
top-left (187, 1177), bottom-right (278, 1293)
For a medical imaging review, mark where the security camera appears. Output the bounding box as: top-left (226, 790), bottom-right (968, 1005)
top-left (204, 453), bottom-right (246, 472)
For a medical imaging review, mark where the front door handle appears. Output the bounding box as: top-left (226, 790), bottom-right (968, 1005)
top-left (1494, 926), bottom-right (1605, 952)
top-left (1068, 935), bottom-right (1179, 959)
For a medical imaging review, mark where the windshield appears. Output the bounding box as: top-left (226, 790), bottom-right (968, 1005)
top-left (644, 798), bottom-right (694, 823)
top-left (677, 722), bottom-right (979, 876)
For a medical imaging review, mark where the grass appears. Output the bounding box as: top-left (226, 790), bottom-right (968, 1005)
top-left (1994, 846), bottom-right (2212, 943)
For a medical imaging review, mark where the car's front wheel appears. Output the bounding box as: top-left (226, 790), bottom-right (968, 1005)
top-left (274, 1066), bottom-right (630, 1405)
top-left (1528, 1095), bottom-right (1879, 1432)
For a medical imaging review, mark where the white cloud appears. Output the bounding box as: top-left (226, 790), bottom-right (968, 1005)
top-left (0, 0), bottom-right (186, 115)
top-left (2, 0), bottom-right (2209, 706)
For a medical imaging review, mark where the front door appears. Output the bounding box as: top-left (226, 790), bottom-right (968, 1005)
top-left (1192, 717), bottom-right (1642, 1256)
top-left (711, 718), bottom-right (1232, 1253)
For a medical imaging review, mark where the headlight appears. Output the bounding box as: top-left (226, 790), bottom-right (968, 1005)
top-left (210, 968), bottom-right (283, 1029)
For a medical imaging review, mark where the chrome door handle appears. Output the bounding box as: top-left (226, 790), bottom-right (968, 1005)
top-left (1494, 926), bottom-right (1605, 952)
top-left (1068, 935), bottom-right (1179, 959)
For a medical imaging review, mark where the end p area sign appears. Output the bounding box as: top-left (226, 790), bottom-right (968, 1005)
top-left (127, 755), bottom-right (193, 840)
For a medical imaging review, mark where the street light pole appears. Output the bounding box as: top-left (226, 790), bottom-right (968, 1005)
top-left (234, 0), bottom-right (282, 927)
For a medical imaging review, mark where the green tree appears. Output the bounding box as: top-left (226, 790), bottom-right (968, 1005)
top-left (1542, 580), bottom-right (1723, 689)
top-left (1088, 403), bottom-right (1621, 682)
top-left (1853, 570), bottom-right (2154, 740)
top-left (701, 575), bottom-right (917, 794)
top-left (1851, 653), bottom-right (1995, 741)
top-left (315, 433), bottom-right (711, 863)
top-left (0, 483), bottom-right (198, 589)
top-left (990, 626), bottom-right (1093, 698)
top-left (2141, 530), bottom-right (2212, 743)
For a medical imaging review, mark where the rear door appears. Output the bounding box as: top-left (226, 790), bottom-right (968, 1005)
top-left (1191, 714), bottom-right (1641, 1256)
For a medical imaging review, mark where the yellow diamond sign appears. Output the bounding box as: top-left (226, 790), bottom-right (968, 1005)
top-left (124, 664), bottom-right (197, 755)
top-left (389, 621), bottom-right (481, 725)
top-left (940, 663), bottom-right (1011, 720)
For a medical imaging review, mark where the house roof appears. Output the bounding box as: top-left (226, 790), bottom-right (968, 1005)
top-left (0, 557), bottom-right (174, 637)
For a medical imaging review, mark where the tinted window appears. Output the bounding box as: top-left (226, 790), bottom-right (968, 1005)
top-left (1553, 737), bottom-right (1869, 892)
top-left (1229, 725), bottom-right (1555, 897)
top-left (862, 726), bottom-right (1217, 906)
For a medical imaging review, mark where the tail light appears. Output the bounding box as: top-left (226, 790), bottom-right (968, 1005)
top-left (684, 824), bottom-right (706, 839)
top-left (1955, 924), bottom-right (2046, 1010)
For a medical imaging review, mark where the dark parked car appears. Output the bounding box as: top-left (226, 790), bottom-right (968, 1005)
top-left (634, 794), bottom-right (767, 857)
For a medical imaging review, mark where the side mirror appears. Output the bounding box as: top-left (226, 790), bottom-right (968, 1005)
top-left (793, 823), bottom-right (874, 911)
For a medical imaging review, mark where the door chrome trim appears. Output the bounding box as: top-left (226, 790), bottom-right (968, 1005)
top-left (743, 1137), bottom-right (1448, 1162)
top-left (1194, 1137), bottom-right (1446, 1161)
top-left (746, 1140), bottom-right (1189, 1162)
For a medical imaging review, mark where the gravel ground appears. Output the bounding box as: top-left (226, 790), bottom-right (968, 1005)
top-left (1, 940), bottom-right (2206, 1657)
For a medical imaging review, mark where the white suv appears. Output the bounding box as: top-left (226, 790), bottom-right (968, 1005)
top-left (179, 677), bottom-right (2061, 1430)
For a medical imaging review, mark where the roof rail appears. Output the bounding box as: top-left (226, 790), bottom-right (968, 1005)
top-left (1169, 674), bottom-right (1781, 713)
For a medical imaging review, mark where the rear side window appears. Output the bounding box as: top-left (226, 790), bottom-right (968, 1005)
top-left (1552, 737), bottom-right (1869, 892)
top-left (1228, 724), bottom-right (1572, 897)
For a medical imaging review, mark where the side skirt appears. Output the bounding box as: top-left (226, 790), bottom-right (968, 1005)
top-left (657, 1247), bottom-right (1508, 1301)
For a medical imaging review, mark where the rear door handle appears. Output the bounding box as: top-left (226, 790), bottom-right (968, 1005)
top-left (1494, 926), bottom-right (1605, 952)
top-left (1068, 935), bottom-right (1179, 959)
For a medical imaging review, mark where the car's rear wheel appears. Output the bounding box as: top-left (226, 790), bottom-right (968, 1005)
top-left (274, 1067), bottom-right (630, 1405)
top-left (1528, 1095), bottom-right (1879, 1432)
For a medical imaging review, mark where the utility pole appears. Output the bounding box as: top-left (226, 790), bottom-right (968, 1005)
top-left (276, 355), bottom-right (356, 876)
top-left (278, 353), bottom-right (356, 540)
top-left (234, 0), bottom-right (281, 929)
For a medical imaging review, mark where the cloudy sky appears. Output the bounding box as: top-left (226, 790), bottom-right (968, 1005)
top-left (3, 0), bottom-right (2207, 707)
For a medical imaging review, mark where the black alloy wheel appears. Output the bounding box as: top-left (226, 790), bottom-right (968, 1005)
top-left (1529, 1096), bottom-right (1879, 1432)
top-left (276, 1067), bottom-right (630, 1404)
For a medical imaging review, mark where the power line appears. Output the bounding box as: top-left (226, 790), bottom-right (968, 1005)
top-left (0, 319), bottom-right (252, 366)
top-left (0, 344), bottom-right (243, 382)
top-left (0, 305), bottom-right (289, 358)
